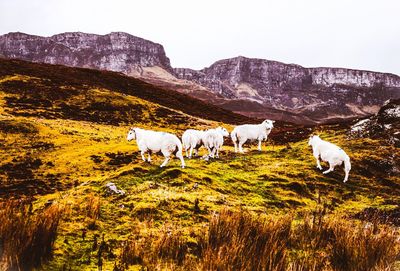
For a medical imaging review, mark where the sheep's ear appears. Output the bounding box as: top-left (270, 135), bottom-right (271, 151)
top-left (271, 120), bottom-right (275, 123)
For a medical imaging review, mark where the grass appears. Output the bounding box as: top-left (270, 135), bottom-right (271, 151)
top-left (114, 209), bottom-right (399, 271)
top-left (1, 114), bottom-right (399, 270)
top-left (0, 61), bottom-right (399, 270)
top-left (0, 200), bottom-right (64, 270)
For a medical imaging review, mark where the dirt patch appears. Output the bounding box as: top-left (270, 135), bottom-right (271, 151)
top-left (116, 167), bottom-right (149, 177)
top-left (270, 126), bottom-right (313, 144)
top-left (160, 169), bottom-right (184, 179)
top-left (153, 107), bottom-right (190, 125)
top-left (0, 157), bottom-right (42, 180)
top-left (90, 155), bottom-right (103, 164)
top-left (283, 182), bottom-right (311, 197)
top-left (353, 207), bottom-right (400, 227)
top-left (0, 120), bottom-right (38, 135)
top-left (105, 152), bottom-right (135, 166)
top-left (0, 157), bottom-right (70, 198)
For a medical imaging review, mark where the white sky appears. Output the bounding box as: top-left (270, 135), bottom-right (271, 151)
top-left (1, 0), bottom-right (399, 74)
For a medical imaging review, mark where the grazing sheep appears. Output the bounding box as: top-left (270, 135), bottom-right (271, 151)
top-left (127, 127), bottom-right (185, 168)
top-left (308, 135), bottom-right (351, 182)
top-left (231, 120), bottom-right (274, 153)
top-left (203, 127), bottom-right (229, 159)
top-left (182, 129), bottom-right (205, 158)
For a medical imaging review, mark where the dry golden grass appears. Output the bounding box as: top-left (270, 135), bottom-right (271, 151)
top-left (0, 200), bottom-right (64, 270)
top-left (115, 209), bottom-right (400, 271)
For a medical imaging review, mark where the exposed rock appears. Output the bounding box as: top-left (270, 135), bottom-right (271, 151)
top-left (349, 99), bottom-right (400, 147)
top-left (105, 182), bottom-right (125, 196)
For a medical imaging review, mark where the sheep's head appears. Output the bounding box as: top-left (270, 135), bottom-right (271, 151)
top-left (127, 127), bottom-right (137, 141)
top-left (262, 119), bottom-right (275, 130)
top-left (216, 127), bottom-right (229, 137)
top-left (308, 135), bottom-right (319, 146)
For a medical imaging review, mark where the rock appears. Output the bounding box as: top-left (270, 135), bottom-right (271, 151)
top-left (349, 99), bottom-right (400, 147)
top-left (105, 182), bottom-right (125, 196)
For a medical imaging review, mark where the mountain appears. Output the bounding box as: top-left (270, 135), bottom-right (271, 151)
top-left (1, 32), bottom-right (400, 124)
top-left (174, 57), bottom-right (400, 123)
top-left (0, 32), bottom-right (172, 74)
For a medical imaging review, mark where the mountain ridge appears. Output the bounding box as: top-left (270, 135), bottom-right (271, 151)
top-left (1, 31), bottom-right (400, 124)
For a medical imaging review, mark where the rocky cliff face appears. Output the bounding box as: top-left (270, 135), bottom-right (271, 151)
top-left (1, 32), bottom-right (400, 124)
top-left (174, 56), bottom-right (400, 123)
top-left (0, 32), bottom-right (172, 74)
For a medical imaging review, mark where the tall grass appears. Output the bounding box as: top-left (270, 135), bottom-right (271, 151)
top-left (200, 210), bottom-right (291, 271)
top-left (289, 210), bottom-right (400, 271)
top-left (0, 200), bottom-right (63, 270)
top-left (117, 209), bottom-right (400, 271)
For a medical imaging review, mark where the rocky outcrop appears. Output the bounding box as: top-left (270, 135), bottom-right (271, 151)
top-left (349, 99), bottom-right (400, 176)
top-left (350, 99), bottom-right (400, 146)
top-left (0, 32), bottom-right (172, 74)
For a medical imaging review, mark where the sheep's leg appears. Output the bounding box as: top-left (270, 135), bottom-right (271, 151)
top-left (209, 147), bottom-right (215, 159)
top-left (313, 152), bottom-right (322, 170)
top-left (205, 145), bottom-right (213, 158)
top-left (233, 141), bottom-right (238, 153)
top-left (317, 160), bottom-right (322, 170)
top-left (160, 156), bottom-right (170, 168)
top-left (215, 147), bottom-right (219, 158)
top-left (238, 140), bottom-right (246, 153)
top-left (343, 168), bottom-right (349, 183)
top-left (188, 146), bottom-right (193, 159)
top-left (147, 153), bottom-right (152, 163)
top-left (185, 147), bottom-right (189, 158)
top-left (176, 150), bottom-right (185, 169)
top-left (323, 163), bottom-right (335, 174)
top-left (257, 140), bottom-right (262, 151)
top-left (212, 147), bottom-right (217, 158)
top-left (140, 150), bottom-right (147, 162)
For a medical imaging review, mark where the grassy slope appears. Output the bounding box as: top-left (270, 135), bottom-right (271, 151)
top-left (0, 60), bottom-right (399, 270)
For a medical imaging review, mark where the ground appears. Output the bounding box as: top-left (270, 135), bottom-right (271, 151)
top-left (0, 60), bottom-right (399, 270)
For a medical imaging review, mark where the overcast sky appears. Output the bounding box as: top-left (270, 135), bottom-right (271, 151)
top-left (1, 0), bottom-right (399, 74)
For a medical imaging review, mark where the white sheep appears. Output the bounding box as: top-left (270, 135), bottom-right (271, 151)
top-left (182, 129), bottom-right (205, 158)
top-left (127, 127), bottom-right (185, 168)
top-left (202, 127), bottom-right (229, 159)
top-left (231, 120), bottom-right (274, 153)
top-left (308, 135), bottom-right (351, 182)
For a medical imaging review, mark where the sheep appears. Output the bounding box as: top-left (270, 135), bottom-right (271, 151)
top-left (182, 129), bottom-right (205, 158)
top-left (308, 135), bottom-right (351, 182)
top-left (127, 127), bottom-right (185, 168)
top-left (231, 120), bottom-right (274, 153)
top-left (202, 127), bottom-right (229, 159)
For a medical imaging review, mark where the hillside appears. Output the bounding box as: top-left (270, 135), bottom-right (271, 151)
top-left (0, 60), bottom-right (399, 270)
top-left (0, 58), bottom-right (253, 125)
top-left (1, 32), bottom-right (400, 124)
